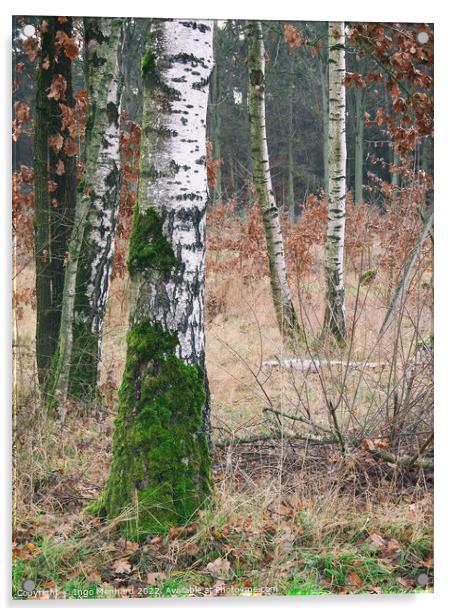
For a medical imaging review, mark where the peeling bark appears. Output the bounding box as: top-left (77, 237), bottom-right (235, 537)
top-left (246, 20), bottom-right (301, 345)
top-left (49, 17), bottom-right (124, 404)
top-left (323, 22), bottom-right (347, 343)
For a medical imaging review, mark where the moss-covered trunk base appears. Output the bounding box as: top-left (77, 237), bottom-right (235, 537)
top-left (86, 319), bottom-right (212, 539)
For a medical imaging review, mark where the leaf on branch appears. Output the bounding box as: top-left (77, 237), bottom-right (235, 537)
top-left (48, 133), bottom-right (64, 153)
top-left (56, 30), bottom-right (80, 61)
top-left (59, 103), bottom-right (77, 137)
top-left (331, 26), bottom-right (342, 41)
top-left (283, 23), bottom-right (302, 48)
top-left (19, 165), bottom-right (33, 183)
top-left (48, 74), bottom-right (67, 101)
top-left (23, 36), bottom-right (40, 62)
top-left (387, 78), bottom-right (400, 97)
top-left (343, 72), bottom-right (366, 88)
top-left (64, 137), bottom-right (78, 157)
top-left (393, 97), bottom-right (407, 113)
top-left (375, 107), bottom-right (385, 127)
top-left (14, 101), bottom-right (30, 123)
top-left (56, 160), bottom-right (65, 176)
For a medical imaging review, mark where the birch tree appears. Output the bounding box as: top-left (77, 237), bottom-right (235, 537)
top-left (34, 17), bottom-right (77, 387)
top-left (246, 20), bottom-right (300, 345)
top-left (48, 17), bottom-right (124, 403)
top-left (323, 22), bottom-right (347, 343)
top-left (87, 19), bottom-right (214, 537)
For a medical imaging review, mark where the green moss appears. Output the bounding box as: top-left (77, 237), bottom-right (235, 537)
top-left (44, 345), bottom-right (61, 410)
top-left (127, 205), bottom-right (177, 277)
top-left (86, 319), bottom-right (212, 539)
top-left (140, 39), bottom-right (179, 101)
top-left (359, 269), bottom-right (377, 285)
top-left (141, 49), bottom-right (157, 78)
top-left (67, 323), bottom-right (98, 399)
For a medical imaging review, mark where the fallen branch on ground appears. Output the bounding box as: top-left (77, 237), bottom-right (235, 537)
top-left (213, 427), bottom-right (433, 470)
top-left (214, 430), bottom-right (340, 448)
top-left (262, 406), bottom-right (332, 434)
top-left (372, 447), bottom-right (433, 470)
top-left (263, 359), bottom-right (386, 373)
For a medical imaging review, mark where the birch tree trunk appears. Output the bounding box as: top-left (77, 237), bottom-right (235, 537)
top-left (323, 22), bottom-right (347, 343)
top-left (34, 17), bottom-right (76, 387)
top-left (246, 20), bottom-right (300, 345)
top-left (67, 18), bottom-right (124, 399)
top-left (48, 18), bottom-right (124, 404)
top-left (86, 19), bottom-right (214, 537)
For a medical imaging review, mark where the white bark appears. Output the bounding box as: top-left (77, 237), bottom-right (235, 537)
top-left (246, 20), bottom-right (300, 344)
top-left (264, 359), bottom-right (385, 374)
top-left (50, 18), bottom-right (124, 403)
top-left (323, 22), bottom-right (347, 342)
top-left (132, 20), bottom-right (213, 368)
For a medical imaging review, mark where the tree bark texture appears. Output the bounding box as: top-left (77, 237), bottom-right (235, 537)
top-left (66, 18), bottom-right (125, 399)
top-left (49, 17), bottom-right (124, 403)
top-left (323, 22), bottom-right (347, 343)
top-left (246, 20), bottom-right (300, 345)
top-left (34, 16), bottom-right (77, 387)
top-left (87, 19), bottom-right (214, 537)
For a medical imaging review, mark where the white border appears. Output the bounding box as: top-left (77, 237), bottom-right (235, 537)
top-left (2, 1), bottom-right (451, 613)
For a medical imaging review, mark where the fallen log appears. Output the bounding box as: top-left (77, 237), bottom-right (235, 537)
top-left (214, 430), bottom-right (339, 448)
top-left (263, 358), bottom-right (386, 373)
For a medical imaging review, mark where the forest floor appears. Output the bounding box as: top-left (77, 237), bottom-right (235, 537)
top-left (12, 236), bottom-right (434, 598)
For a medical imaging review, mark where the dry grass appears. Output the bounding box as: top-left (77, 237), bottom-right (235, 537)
top-left (12, 226), bottom-right (433, 598)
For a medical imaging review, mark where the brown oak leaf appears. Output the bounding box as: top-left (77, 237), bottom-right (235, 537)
top-left (48, 74), bottom-right (67, 101)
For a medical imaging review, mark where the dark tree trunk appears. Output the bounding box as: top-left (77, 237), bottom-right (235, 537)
top-left (34, 16), bottom-right (76, 387)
